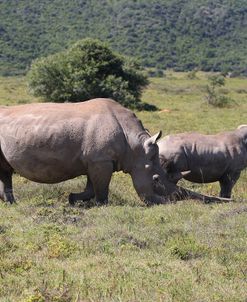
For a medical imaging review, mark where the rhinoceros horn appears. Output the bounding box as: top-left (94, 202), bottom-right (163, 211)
top-left (153, 177), bottom-right (232, 204)
top-left (169, 186), bottom-right (232, 203)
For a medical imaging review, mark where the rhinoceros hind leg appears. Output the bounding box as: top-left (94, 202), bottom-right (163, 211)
top-left (0, 171), bottom-right (15, 204)
top-left (219, 171), bottom-right (241, 198)
top-left (69, 176), bottom-right (95, 205)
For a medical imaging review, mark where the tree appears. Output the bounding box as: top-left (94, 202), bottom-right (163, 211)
top-left (27, 38), bottom-right (151, 110)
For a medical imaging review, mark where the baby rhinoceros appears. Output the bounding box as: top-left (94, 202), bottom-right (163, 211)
top-left (158, 125), bottom-right (247, 198)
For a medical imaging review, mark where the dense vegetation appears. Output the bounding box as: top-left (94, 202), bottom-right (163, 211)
top-left (0, 72), bottom-right (247, 301)
top-left (27, 39), bottom-right (149, 109)
top-left (1, 0), bottom-right (247, 75)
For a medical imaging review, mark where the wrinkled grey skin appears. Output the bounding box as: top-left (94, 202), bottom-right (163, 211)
top-left (0, 98), bottom-right (228, 205)
top-left (158, 125), bottom-right (247, 198)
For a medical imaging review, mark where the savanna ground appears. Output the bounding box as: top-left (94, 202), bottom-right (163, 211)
top-left (0, 72), bottom-right (247, 302)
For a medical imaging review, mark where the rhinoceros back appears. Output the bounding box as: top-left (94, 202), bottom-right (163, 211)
top-left (0, 99), bottom-right (128, 183)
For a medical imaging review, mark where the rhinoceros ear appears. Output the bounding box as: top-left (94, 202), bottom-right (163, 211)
top-left (146, 131), bottom-right (162, 145)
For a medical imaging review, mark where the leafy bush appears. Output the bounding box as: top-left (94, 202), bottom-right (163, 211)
top-left (27, 39), bottom-right (150, 109)
top-left (205, 75), bottom-right (236, 107)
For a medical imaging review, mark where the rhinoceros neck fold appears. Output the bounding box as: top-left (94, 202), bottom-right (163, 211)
top-left (109, 107), bottom-right (150, 172)
top-left (117, 116), bottom-right (149, 149)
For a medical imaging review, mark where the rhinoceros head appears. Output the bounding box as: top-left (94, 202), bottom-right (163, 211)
top-left (129, 131), bottom-right (175, 204)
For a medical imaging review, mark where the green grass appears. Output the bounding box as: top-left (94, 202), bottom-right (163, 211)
top-left (140, 71), bottom-right (247, 134)
top-left (0, 72), bottom-right (247, 301)
top-left (0, 76), bottom-right (40, 105)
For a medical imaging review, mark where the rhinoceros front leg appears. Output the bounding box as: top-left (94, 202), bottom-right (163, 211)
top-left (0, 171), bottom-right (15, 204)
top-left (68, 161), bottom-right (113, 205)
top-left (69, 176), bottom-right (95, 205)
top-left (219, 171), bottom-right (241, 198)
top-left (88, 161), bottom-right (113, 205)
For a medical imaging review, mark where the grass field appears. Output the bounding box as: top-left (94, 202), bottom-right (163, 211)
top-left (0, 72), bottom-right (247, 301)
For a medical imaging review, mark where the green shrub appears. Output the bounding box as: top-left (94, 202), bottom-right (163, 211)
top-left (205, 75), bottom-right (236, 107)
top-left (27, 38), bottom-right (150, 110)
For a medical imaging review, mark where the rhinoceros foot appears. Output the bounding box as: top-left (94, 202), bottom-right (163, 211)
top-left (6, 192), bottom-right (16, 204)
top-left (69, 190), bottom-right (96, 205)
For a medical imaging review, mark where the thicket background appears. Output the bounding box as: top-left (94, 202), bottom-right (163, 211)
top-left (1, 0), bottom-right (246, 75)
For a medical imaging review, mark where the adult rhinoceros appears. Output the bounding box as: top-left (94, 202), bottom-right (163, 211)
top-left (158, 125), bottom-right (247, 198)
top-left (0, 98), bottom-right (226, 204)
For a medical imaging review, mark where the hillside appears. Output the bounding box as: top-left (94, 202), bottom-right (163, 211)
top-left (0, 0), bottom-right (247, 75)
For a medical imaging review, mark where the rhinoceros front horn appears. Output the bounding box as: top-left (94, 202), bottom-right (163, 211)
top-left (153, 178), bottom-right (232, 204)
top-left (169, 186), bottom-right (232, 203)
